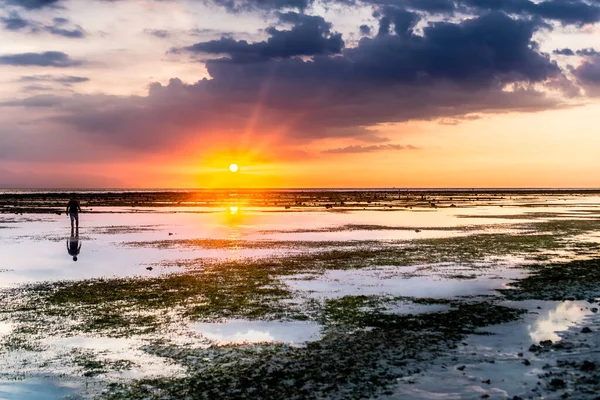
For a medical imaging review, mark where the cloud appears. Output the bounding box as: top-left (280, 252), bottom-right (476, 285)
top-left (211, 0), bottom-right (311, 12)
top-left (2, 0), bottom-right (62, 9)
top-left (0, 51), bottom-right (83, 67)
top-left (359, 0), bottom-right (600, 25)
top-left (553, 48), bottom-right (575, 56)
top-left (0, 13), bottom-right (566, 157)
top-left (144, 29), bottom-right (170, 38)
top-left (322, 144), bottom-right (417, 154)
top-left (177, 12), bottom-right (343, 61)
top-left (577, 48), bottom-right (600, 57)
top-left (18, 74), bottom-right (90, 85)
top-left (0, 11), bottom-right (32, 31)
top-left (572, 56), bottom-right (600, 96)
top-left (44, 17), bottom-right (85, 38)
top-left (0, 12), bottom-right (86, 38)
top-left (554, 48), bottom-right (600, 57)
top-left (376, 7), bottom-right (420, 37)
top-left (359, 24), bottom-right (371, 35)
top-left (22, 84), bottom-right (52, 92)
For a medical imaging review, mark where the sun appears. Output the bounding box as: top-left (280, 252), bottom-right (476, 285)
top-left (229, 163), bottom-right (239, 173)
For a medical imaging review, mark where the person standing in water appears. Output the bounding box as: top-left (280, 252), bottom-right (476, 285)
top-left (66, 194), bottom-right (82, 232)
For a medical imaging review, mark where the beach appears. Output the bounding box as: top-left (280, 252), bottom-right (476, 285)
top-left (1, 190), bottom-right (600, 399)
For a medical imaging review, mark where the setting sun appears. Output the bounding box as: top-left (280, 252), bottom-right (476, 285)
top-left (229, 164), bottom-right (239, 173)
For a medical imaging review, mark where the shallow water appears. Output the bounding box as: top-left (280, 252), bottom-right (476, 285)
top-left (193, 320), bottom-right (322, 345)
top-left (387, 300), bottom-right (597, 399)
top-left (282, 265), bottom-right (524, 300)
top-left (2, 195), bottom-right (600, 398)
top-left (0, 378), bottom-right (81, 400)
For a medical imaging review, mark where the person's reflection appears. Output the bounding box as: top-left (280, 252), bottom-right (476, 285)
top-left (67, 227), bottom-right (81, 262)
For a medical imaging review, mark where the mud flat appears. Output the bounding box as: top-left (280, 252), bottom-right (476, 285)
top-left (1, 191), bottom-right (600, 398)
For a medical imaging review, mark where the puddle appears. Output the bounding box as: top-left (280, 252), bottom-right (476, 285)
top-left (527, 300), bottom-right (592, 343)
top-left (194, 320), bottom-right (322, 345)
top-left (0, 378), bottom-right (81, 400)
top-left (282, 265), bottom-right (524, 299)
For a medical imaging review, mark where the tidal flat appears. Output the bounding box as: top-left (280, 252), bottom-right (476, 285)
top-left (1, 190), bottom-right (600, 399)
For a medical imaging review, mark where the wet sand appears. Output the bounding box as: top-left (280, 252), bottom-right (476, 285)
top-left (1, 190), bottom-right (600, 399)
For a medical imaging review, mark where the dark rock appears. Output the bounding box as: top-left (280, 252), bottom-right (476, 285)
top-left (591, 308), bottom-right (598, 313)
top-left (561, 393), bottom-right (569, 399)
top-left (518, 352), bottom-right (523, 357)
top-left (581, 360), bottom-right (596, 372)
top-left (512, 397), bottom-right (523, 400)
top-left (529, 344), bottom-right (542, 352)
top-left (582, 327), bottom-right (592, 333)
top-left (540, 340), bottom-right (553, 347)
top-left (482, 379), bottom-right (491, 384)
top-left (522, 359), bottom-right (531, 366)
top-left (457, 365), bottom-right (466, 371)
top-left (146, 267), bottom-right (153, 271)
top-left (168, 232), bottom-right (174, 236)
top-left (415, 229), bottom-right (421, 233)
top-left (481, 395), bottom-right (490, 399)
top-left (550, 378), bottom-right (566, 387)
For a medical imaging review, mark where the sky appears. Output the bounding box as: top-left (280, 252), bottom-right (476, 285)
top-left (0, 0), bottom-right (599, 188)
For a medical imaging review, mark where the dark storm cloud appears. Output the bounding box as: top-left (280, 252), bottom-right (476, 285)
top-left (322, 144), bottom-right (417, 153)
top-left (0, 51), bottom-right (83, 67)
top-left (376, 7), bottom-right (419, 36)
top-left (177, 12), bottom-right (343, 61)
top-left (18, 74), bottom-right (90, 84)
top-left (2, 13), bottom-right (566, 154)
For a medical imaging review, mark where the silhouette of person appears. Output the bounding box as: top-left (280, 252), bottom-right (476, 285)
top-left (66, 195), bottom-right (82, 231)
top-left (67, 232), bottom-right (81, 262)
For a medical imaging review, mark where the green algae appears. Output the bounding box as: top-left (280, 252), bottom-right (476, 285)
top-left (99, 300), bottom-right (525, 400)
top-left (500, 258), bottom-right (600, 300)
top-left (4, 225), bottom-right (596, 338)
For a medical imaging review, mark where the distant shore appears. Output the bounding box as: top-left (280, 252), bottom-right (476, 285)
top-left (2, 189), bottom-right (600, 214)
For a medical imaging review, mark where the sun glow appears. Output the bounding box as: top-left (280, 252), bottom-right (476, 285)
top-left (229, 164), bottom-right (239, 172)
